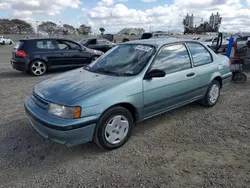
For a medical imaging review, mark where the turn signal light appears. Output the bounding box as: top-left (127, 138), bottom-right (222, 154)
top-left (74, 107), bottom-right (81, 119)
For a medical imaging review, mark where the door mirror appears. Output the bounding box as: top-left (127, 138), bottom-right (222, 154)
top-left (145, 69), bottom-right (166, 79)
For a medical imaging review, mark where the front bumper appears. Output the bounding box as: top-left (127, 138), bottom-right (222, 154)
top-left (24, 94), bottom-right (99, 146)
top-left (11, 58), bottom-right (29, 71)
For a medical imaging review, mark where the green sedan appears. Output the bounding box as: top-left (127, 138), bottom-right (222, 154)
top-left (24, 38), bottom-right (232, 150)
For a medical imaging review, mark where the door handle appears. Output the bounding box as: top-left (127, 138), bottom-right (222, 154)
top-left (187, 73), bottom-right (195, 77)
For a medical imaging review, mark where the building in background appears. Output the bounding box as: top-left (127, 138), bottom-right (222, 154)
top-left (183, 14), bottom-right (194, 28)
top-left (209, 12), bottom-right (222, 32)
top-left (183, 12), bottom-right (222, 34)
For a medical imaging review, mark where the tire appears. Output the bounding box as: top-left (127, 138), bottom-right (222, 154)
top-left (200, 80), bottom-right (221, 107)
top-left (9, 41), bottom-right (12, 45)
top-left (29, 60), bottom-right (47, 76)
top-left (2, 41), bottom-right (5, 45)
top-left (94, 106), bottom-right (134, 150)
top-left (232, 72), bottom-right (247, 84)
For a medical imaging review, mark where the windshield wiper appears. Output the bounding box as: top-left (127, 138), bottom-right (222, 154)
top-left (93, 67), bottom-right (120, 76)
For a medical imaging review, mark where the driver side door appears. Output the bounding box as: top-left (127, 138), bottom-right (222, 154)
top-left (143, 43), bottom-right (198, 118)
top-left (56, 40), bottom-right (90, 67)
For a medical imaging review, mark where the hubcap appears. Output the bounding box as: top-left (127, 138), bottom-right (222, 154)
top-left (31, 61), bottom-right (46, 75)
top-left (104, 115), bottom-right (129, 145)
top-left (209, 84), bottom-right (219, 103)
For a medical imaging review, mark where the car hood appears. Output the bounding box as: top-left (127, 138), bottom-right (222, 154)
top-left (33, 68), bottom-right (130, 105)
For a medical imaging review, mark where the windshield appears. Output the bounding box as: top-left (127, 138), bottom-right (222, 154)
top-left (85, 44), bottom-right (155, 76)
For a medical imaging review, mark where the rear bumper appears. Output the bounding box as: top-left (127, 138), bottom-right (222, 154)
top-left (11, 58), bottom-right (29, 71)
top-left (24, 94), bottom-right (99, 146)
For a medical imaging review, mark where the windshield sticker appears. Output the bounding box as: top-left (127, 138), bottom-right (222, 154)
top-left (135, 45), bottom-right (152, 52)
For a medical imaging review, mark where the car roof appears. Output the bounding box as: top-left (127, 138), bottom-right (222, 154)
top-left (20, 38), bottom-right (75, 42)
top-left (124, 38), bottom-right (196, 48)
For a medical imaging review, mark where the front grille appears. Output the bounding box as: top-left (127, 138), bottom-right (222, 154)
top-left (32, 94), bottom-right (49, 110)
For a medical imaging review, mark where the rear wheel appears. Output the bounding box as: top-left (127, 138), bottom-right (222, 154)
top-left (2, 41), bottom-right (5, 45)
top-left (9, 41), bottom-right (12, 45)
top-left (29, 60), bottom-right (47, 76)
top-left (232, 72), bottom-right (247, 84)
top-left (200, 80), bottom-right (220, 107)
top-left (94, 106), bottom-right (134, 150)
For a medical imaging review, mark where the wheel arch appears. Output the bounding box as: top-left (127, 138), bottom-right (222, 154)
top-left (213, 76), bottom-right (222, 88)
top-left (29, 58), bottom-right (48, 69)
top-left (101, 102), bottom-right (139, 123)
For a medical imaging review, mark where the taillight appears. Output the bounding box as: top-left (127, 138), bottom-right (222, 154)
top-left (233, 41), bottom-right (237, 49)
top-left (16, 50), bottom-right (27, 57)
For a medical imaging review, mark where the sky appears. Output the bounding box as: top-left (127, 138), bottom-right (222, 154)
top-left (0, 0), bottom-right (250, 33)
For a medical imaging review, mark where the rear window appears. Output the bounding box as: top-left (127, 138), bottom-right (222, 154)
top-left (14, 41), bottom-right (24, 50)
top-left (141, 33), bottom-right (153, 39)
top-left (187, 43), bottom-right (213, 66)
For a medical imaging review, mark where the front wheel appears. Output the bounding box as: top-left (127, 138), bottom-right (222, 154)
top-left (29, 60), bottom-right (47, 76)
top-left (200, 80), bottom-right (221, 107)
top-left (94, 106), bottom-right (134, 150)
top-left (9, 41), bottom-right (12, 45)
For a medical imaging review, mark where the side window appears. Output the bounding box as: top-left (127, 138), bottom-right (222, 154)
top-left (187, 43), bottom-right (212, 66)
top-left (36, 40), bottom-right (57, 49)
top-left (56, 41), bottom-right (69, 50)
top-left (56, 40), bottom-right (81, 50)
top-left (97, 39), bottom-right (107, 45)
top-left (152, 44), bottom-right (191, 74)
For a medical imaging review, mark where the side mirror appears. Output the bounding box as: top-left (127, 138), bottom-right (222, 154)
top-left (144, 69), bottom-right (166, 79)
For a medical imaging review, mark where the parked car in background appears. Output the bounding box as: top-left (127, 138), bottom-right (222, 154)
top-left (233, 36), bottom-right (250, 50)
top-left (11, 38), bottom-right (103, 76)
top-left (79, 38), bottom-right (116, 53)
top-left (0, 36), bottom-right (13, 45)
top-left (24, 38), bottom-right (232, 150)
top-left (200, 37), bottom-right (228, 52)
top-left (102, 34), bottom-right (114, 42)
top-left (192, 37), bottom-right (200, 40)
top-left (139, 32), bottom-right (171, 40)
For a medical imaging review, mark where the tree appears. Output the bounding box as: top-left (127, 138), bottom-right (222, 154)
top-left (77, 24), bottom-right (91, 35)
top-left (0, 19), bottom-right (14, 34)
top-left (38, 21), bottom-right (58, 36)
top-left (11, 19), bottom-right (34, 34)
top-left (63, 24), bottom-right (75, 35)
top-left (99, 27), bottom-right (105, 35)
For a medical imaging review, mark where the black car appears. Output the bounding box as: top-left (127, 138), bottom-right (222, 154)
top-left (79, 38), bottom-right (116, 53)
top-left (11, 38), bottom-right (103, 76)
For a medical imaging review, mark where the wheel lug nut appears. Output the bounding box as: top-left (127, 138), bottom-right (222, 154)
top-left (116, 131), bottom-right (120, 134)
top-left (112, 130), bottom-right (115, 133)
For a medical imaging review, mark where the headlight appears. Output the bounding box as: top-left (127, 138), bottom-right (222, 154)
top-left (47, 103), bottom-right (81, 119)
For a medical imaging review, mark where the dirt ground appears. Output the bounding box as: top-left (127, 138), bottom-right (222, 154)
top-left (0, 45), bottom-right (249, 188)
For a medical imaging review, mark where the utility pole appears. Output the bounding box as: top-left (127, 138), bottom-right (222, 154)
top-left (36, 21), bottom-right (39, 38)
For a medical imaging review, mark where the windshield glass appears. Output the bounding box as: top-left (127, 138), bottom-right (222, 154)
top-left (85, 44), bottom-right (155, 76)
